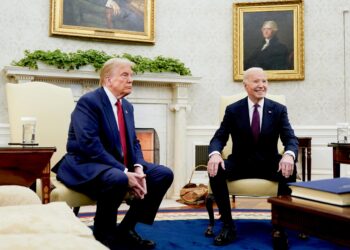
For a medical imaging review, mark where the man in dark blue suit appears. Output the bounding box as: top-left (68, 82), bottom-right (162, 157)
top-left (207, 67), bottom-right (298, 247)
top-left (54, 58), bottom-right (173, 249)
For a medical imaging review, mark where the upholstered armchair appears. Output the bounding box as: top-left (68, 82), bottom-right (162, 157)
top-left (205, 93), bottom-right (286, 236)
top-left (6, 82), bottom-right (96, 215)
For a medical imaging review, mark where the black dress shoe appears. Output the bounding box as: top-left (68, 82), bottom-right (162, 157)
top-left (93, 230), bottom-right (116, 249)
top-left (272, 229), bottom-right (289, 250)
top-left (119, 229), bottom-right (156, 249)
top-left (214, 224), bottom-right (236, 246)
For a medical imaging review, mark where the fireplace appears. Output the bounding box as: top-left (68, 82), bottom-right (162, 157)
top-left (4, 66), bottom-right (200, 198)
top-left (136, 128), bottom-right (159, 164)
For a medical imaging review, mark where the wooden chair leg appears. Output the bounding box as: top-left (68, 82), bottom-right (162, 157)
top-left (73, 206), bottom-right (80, 216)
top-left (205, 194), bottom-right (215, 237)
top-left (231, 195), bottom-right (236, 208)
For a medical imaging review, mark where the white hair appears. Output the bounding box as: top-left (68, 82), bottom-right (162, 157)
top-left (243, 67), bottom-right (264, 82)
top-left (262, 20), bottom-right (278, 32)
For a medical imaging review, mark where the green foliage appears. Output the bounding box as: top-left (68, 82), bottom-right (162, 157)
top-left (12, 49), bottom-right (192, 76)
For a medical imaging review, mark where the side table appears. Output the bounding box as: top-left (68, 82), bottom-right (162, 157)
top-left (297, 137), bottom-right (312, 181)
top-left (0, 146), bottom-right (56, 204)
top-left (328, 143), bottom-right (350, 178)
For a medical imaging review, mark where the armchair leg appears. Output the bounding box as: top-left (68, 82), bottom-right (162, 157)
top-left (73, 206), bottom-right (80, 216)
top-left (205, 194), bottom-right (215, 237)
top-left (231, 195), bottom-right (236, 208)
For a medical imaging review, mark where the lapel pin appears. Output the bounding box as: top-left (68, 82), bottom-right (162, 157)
top-left (268, 110), bottom-right (272, 114)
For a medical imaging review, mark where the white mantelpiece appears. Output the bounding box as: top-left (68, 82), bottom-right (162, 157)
top-left (3, 65), bottom-right (201, 199)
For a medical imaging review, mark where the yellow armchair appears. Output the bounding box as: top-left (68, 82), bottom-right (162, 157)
top-left (6, 82), bottom-right (96, 214)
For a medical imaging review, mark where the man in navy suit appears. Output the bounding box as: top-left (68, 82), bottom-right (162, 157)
top-left (54, 58), bottom-right (173, 249)
top-left (207, 67), bottom-right (298, 247)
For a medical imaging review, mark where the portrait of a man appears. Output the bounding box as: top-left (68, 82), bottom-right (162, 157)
top-left (243, 11), bottom-right (294, 71)
top-left (63, 0), bottom-right (145, 32)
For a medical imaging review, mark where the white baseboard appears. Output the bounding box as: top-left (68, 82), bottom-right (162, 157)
top-left (0, 123), bottom-right (10, 144)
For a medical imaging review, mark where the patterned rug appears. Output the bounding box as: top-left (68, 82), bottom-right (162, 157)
top-left (79, 207), bottom-right (271, 226)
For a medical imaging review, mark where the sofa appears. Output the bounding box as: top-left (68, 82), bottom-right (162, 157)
top-left (0, 185), bottom-right (108, 250)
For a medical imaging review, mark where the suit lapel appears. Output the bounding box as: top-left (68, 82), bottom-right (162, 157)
top-left (261, 98), bottom-right (274, 134)
top-left (99, 88), bottom-right (123, 157)
top-left (240, 98), bottom-right (251, 132)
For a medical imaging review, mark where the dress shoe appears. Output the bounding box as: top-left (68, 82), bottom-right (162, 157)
top-left (93, 230), bottom-right (116, 249)
top-left (118, 228), bottom-right (156, 249)
top-left (272, 229), bottom-right (289, 250)
top-left (214, 224), bottom-right (236, 246)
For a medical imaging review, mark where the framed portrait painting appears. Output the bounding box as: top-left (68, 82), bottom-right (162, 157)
top-left (233, 0), bottom-right (304, 81)
top-left (50, 0), bottom-right (155, 43)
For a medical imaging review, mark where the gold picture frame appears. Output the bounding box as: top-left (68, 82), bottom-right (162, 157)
top-left (50, 0), bottom-right (155, 44)
top-left (233, 0), bottom-right (304, 81)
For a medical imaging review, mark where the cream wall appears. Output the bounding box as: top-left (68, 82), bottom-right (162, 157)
top-left (1, 1), bottom-right (350, 183)
top-left (1, 0), bottom-right (350, 126)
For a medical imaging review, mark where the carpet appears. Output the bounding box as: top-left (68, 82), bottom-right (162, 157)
top-left (79, 208), bottom-right (271, 226)
top-left (80, 208), bottom-right (348, 249)
top-left (134, 219), bottom-right (348, 250)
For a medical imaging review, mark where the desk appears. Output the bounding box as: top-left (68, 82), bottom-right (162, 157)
top-left (328, 143), bottom-right (350, 178)
top-left (298, 137), bottom-right (312, 181)
top-left (0, 146), bottom-right (56, 204)
top-left (268, 196), bottom-right (350, 247)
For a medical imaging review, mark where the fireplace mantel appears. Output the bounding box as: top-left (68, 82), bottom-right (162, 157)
top-left (3, 65), bottom-right (201, 199)
top-left (4, 65), bottom-right (199, 86)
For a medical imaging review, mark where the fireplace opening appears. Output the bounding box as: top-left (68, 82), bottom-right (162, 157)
top-left (135, 128), bottom-right (160, 164)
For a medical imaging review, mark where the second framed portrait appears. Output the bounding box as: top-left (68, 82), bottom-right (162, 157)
top-left (50, 0), bottom-right (155, 44)
top-left (233, 0), bottom-right (304, 81)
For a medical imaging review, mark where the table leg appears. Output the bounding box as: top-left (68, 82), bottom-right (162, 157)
top-left (306, 147), bottom-right (311, 181)
top-left (301, 148), bottom-right (306, 181)
top-left (333, 162), bottom-right (340, 178)
top-left (41, 163), bottom-right (51, 204)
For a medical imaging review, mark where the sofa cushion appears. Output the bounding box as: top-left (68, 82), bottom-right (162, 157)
top-left (0, 202), bottom-right (92, 236)
top-left (0, 233), bottom-right (108, 250)
top-left (0, 185), bottom-right (41, 206)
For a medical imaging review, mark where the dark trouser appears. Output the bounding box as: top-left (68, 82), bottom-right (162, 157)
top-left (119, 164), bottom-right (174, 229)
top-left (73, 164), bottom-right (173, 235)
top-left (209, 162), bottom-right (296, 225)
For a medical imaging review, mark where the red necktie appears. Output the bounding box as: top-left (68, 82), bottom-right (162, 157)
top-left (116, 100), bottom-right (128, 166)
top-left (251, 104), bottom-right (260, 143)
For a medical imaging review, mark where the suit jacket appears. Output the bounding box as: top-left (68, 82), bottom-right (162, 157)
top-left (244, 36), bottom-right (289, 70)
top-left (55, 87), bottom-right (148, 187)
top-left (209, 97), bottom-right (298, 180)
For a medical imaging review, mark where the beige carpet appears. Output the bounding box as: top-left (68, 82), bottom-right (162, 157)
top-left (79, 199), bottom-right (270, 226)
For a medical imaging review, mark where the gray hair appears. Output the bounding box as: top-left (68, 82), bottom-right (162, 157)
top-left (243, 67), bottom-right (265, 82)
top-left (99, 58), bottom-right (135, 86)
top-left (262, 20), bottom-right (278, 32)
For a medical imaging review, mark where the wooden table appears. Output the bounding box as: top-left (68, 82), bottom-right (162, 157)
top-left (298, 137), bottom-right (312, 181)
top-left (0, 146), bottom-right (56, 204)
top-left (268, 196), bottom-right (350, 247)
top-left (328, 143), bottom-right (350, 178)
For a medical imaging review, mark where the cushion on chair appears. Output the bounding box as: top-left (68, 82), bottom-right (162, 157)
top-left (226, 179), bottom-right (278, 196)
top-left (0, 185), bottom-right (41, 206)
top-left (208, 179), bottom-right (278, 197)
top-left (50, 179), bottom-right (96, 208)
